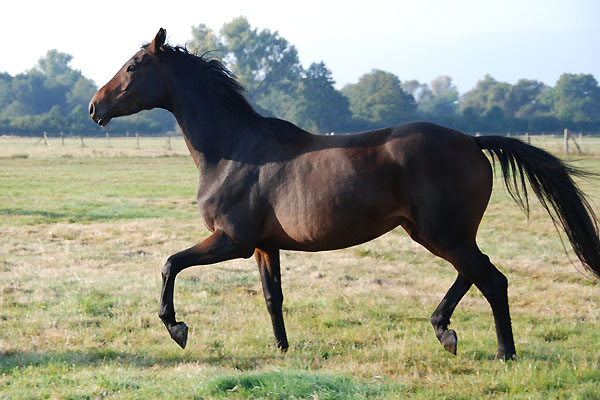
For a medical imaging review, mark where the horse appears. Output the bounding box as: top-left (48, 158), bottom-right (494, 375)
top-left (89, 28), bottom-right (600, 360)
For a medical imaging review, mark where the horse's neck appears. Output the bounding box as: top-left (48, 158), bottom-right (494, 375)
top-left (171, 94), bottom-right (264, 175)
top-left (164, 63), bottom-right (307, 172)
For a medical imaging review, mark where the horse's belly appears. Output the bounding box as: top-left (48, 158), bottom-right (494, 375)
top-left (271, 202), bottom-right (405, 252)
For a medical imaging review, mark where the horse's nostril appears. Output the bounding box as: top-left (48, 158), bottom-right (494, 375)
top-left (89, 102), bottom-right (95, 116)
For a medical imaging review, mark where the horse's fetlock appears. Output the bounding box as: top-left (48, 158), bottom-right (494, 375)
top-left (430, 313), bottom-right (449, 329)
top-left (158, 307), bottom-right (175, 323)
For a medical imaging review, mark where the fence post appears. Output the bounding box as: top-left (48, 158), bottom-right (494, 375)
top-left (167, 134), bottom-right (172, 150)
top-left (525, 132), bottom-right (530, 144)
top-left (80, 135), bottom-right (85, 148)
top-left (106, 132), bottom-right (112, 148)
top-left (60, 131), bottom-right (64, 146)
top-left (136, 132), bottom-right (140, 149)
top-left (562, 129), bottom-right (582, 155)
top-left (571, 132), bottom-right (582, 155)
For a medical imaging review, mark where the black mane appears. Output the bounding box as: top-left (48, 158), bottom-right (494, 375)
top-left (147, 43), bottom-right (311, 144)
top-left (158, 44), bottom-right (261, 121)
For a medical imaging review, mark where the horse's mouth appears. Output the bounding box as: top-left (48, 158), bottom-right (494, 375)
top-left (97, 117), bottom-right (111, 127)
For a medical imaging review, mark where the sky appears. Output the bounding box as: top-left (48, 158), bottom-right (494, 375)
top-left (1, 0), bottom-right (599, 94)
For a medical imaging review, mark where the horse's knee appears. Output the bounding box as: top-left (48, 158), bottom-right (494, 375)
top-left (161, 257), bottom-right (177, 281)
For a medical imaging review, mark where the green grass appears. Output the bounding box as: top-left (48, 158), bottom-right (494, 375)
top-left (0, 156), bottom-right (198, 225)
top-left (0, 136), bottom-right (599, 398)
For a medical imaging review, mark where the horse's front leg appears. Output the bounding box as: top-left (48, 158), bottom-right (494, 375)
top-left (159, 230), bottom-right (243, 348)
top-left (255, 247), bottom-right (288, 351)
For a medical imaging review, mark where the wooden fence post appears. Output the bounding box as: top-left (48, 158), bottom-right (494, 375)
top-left (106, 132), bottom-right (112, 148)
top-left (60, 131), bottom-right (64, 146)
top-left (80, 135), bottom-right (85, 148)
top-left (136, 132), bottom-right (140, 149)
top-left (525, 132), bottom-right (530, 144)
top-left (43, 131), bottom-right (50, 146)
top-left (167, 134), bottom-right (172, 150)
top-left (564, 128), bottom-right (582, 155)
top-left (572, 133), bottom-right (582, 155)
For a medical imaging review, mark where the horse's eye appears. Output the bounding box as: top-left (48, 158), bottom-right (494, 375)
top-left (126, 64), bottom-right (137, 73)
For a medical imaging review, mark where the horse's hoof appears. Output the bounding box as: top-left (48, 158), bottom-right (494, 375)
top-left (441, 329), bottom-right (458, 355)
top-left (277, 343), bottom-right (289, 353)
top-left (168, 321), bottom-right (188, 349)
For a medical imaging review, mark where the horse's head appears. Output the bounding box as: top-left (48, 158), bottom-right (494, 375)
top-left (89, 28), bottom-right (169, 127)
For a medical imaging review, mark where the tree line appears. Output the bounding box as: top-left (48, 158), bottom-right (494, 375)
top-left (2, 16), bottom-right (600, 136)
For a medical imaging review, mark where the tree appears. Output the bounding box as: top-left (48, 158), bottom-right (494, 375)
top-left (508, 79), bottom-right (548, 118)
top-left (295, 62), bottom-right (352, 133)
top-left (430, 75), bottom-right (456, 98)
top-left (220, 17), bottom-right (303, 109)
top-left (189, 24), bottom-right (224, 57)
top-left (0, 73), bottom-right (13, 111)
top-left (461, 75), bottom-right (550, 122)
top-left (36, 50), bottom-right (75, 79)
top-left (419, 76), bottom-right (459, 117)
top-left (2, 72), bottom-right (46, 117)
top-left (540, 73), bottom-right (600, 122)
top-left (482, 106), bottom-right (505, 132)
top-left (342, 70), bottom-right (416, 128)
top-left (66, 76), bottom-right (97, 110)
top-left (68, 104), bottom-right (91, 132)
top-left (402, 80), bottom-right (432, 105)
top-left (461, 75), bottom-right (512, 116)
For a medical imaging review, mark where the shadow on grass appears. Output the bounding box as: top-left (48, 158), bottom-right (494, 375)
top-left (0, 350), bottom-right (405, 398)
top-left (0, 348), bottom-right (273, 374)
top-left (0, 208), bottom-right (71, 220)
top-left (0, 207), bottom-right (178, 223)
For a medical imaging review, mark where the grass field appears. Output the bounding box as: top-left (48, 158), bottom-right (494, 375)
top-left (0, 135), bottom-right (599, 399)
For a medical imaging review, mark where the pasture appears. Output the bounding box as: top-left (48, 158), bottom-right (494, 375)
top-left (0, 135), bottom-right (599, 399)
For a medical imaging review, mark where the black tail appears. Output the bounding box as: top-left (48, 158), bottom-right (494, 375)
top-left (475, 135), bottom-right (600, 279)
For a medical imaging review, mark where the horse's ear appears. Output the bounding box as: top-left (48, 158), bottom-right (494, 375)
top-left (149, 28), bottom-right (166, 52)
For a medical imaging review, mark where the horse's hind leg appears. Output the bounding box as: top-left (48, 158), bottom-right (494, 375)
top-left (444, 244), bottom-right (516, 360)
top-left (402, 222), bottom-right (473, 355)
top-left (255, 248), bottom-right (289, 351)
top-left (430, 274), bottom-right (472, 354)
top-left (401, 220), bottom-right (474, 355)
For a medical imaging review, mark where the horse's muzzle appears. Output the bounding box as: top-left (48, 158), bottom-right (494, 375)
top-left (88, 101), bottom-right (111, 127)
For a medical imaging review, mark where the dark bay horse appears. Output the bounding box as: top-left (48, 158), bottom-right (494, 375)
top-left (89, 29), bottom-right (600, 360)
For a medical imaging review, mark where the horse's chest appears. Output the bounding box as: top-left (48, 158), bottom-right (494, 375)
top-left (195, 173), bottom-right (259, 228)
